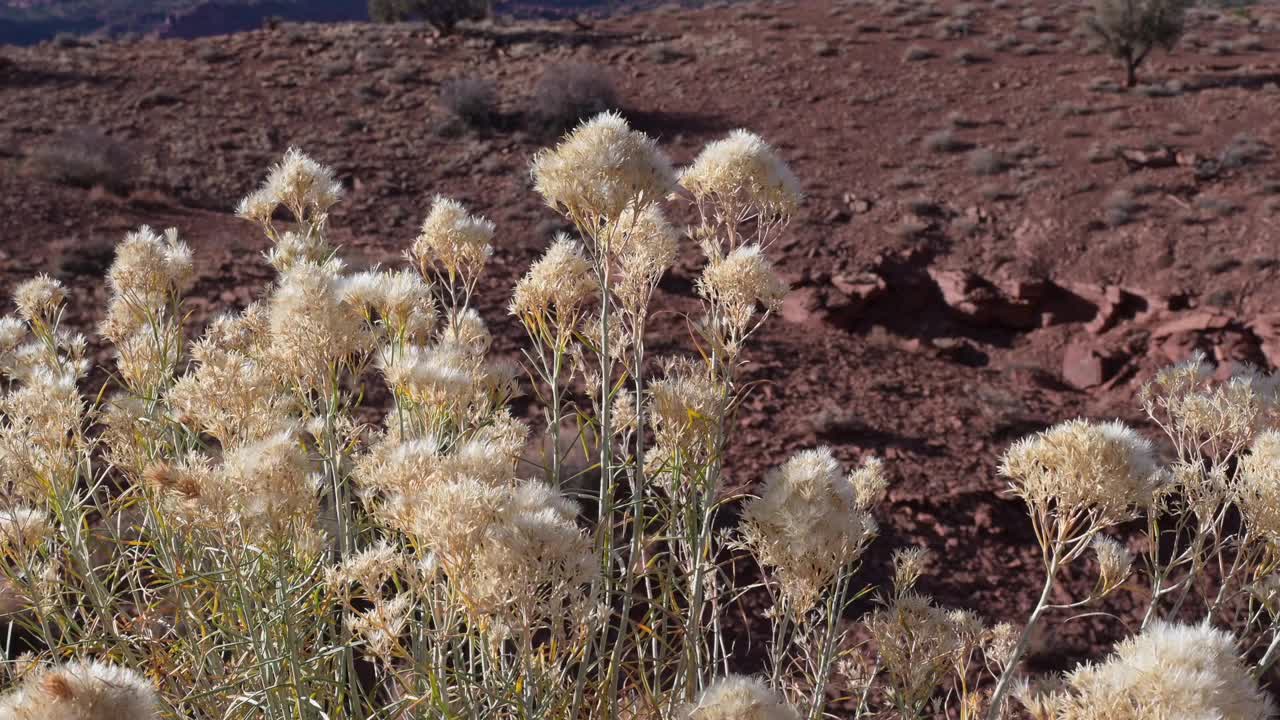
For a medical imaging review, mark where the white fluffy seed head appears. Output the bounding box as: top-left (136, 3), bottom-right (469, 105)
top-left (267, 260), bottom-right (369, 389)
top-left (412, 196), bottom-right (495, 281)
top-left (510, 235), bottom-right (597, 325)
top-left (682, 675), bottom-right (800, 720)
top-left (0, 659), bottom-right (159, 720)
top-left (679, 129), bottom-right (803, 218)
top-left (741, 447), bottom-right (882, 611)
top-left (1020, 621), bottom-right (1274, 720)
top-left (698, 244), bottom-right (788, 338)
top-left (236, 146), bottom-right (343, 223)
top-left (1000, 419), bottom-right (1160, 525)
top-left (0, 506), bottom-right (52, 553)
top-left (1090, 535), bottom-right (1132, 594)
top-left (107, 226), bottom-right (194, 300)
top-left (12, 275), bottom-right (66, 323)
top-left (530, 111), bottom-right (676, 226)
top-left (614, 204), bottom-right (679, 315)
top-left (1236, 429), bottom-right (1280, 543)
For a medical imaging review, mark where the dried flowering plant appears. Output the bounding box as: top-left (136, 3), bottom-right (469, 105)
top-left (4, 112), bottom-right (1279, 720)
top-left (0, 120), bottom-right (911, 720)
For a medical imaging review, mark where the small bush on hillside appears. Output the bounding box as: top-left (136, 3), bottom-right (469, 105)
top-left (439, 76), bottom-right (497, 129)
top-left (923, 128), bottom-right (974, 153)
top-left (25, 127), bottom-right (138, 194)
top-left (1084, 0), bottom-right (1193, 87)
top-left (528, 63), bottom-right (619, 136)
top-left (368, 0), bottom-right (488, 34)
top-left (968, 148), bottom-right (1009, 176)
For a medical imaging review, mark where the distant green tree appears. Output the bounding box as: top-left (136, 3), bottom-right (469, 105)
top-left (1085, 0), bottom-right (1193, 88)
top-left (368, 0), bottom-right (489, 35)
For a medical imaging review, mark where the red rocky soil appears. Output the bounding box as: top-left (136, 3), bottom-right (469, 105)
top-left (2, 0), bottom-right (1280, 685)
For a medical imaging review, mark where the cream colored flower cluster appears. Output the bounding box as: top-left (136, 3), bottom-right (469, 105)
top-left (1018, 622), bottom-right (1273, 720)
top-left (741, 447), bottom-right (885, 611)
top-left (0, 659), bottom-right (159, 720)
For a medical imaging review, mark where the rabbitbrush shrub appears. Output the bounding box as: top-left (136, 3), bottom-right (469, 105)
top-left (0, 115), bottom-right (1278, 720)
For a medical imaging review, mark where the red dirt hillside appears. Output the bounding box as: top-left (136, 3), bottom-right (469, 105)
top-left (1, 0), bottom-right (1279, 669)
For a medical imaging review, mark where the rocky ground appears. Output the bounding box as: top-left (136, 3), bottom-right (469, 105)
top-left (1, 0), bottom-right (1279, 681)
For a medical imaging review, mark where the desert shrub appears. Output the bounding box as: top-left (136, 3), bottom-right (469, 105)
top-left (1220, 133), bottom-right (1270, 168)
top-left (1084, 0), bottom-right (1193, 87)
top-left (0, 119), bottom-right (884, 720)
top-left (953, 47), bottom-right (989, 64)
top-left (985, 355), bottom-right (1280, 718)
top-left (439, 75), bottom-right (497, 129)
top-left (902, 43), bottom-right (937, 61)
top-left (367, 0), bottom-right (488, 34)
top-left (5, 108), bottom-right (1280, 720)
top-left (967, 148), bottom-right (1009, 176)
top-left (528, 62), bottom-right (620, 136)
top-left (1103, 187), bottom-right (1141, 225)
top-left (25, 127), bottom-right (138, 193)
top-left (922, 128), bottom-right (974, 153)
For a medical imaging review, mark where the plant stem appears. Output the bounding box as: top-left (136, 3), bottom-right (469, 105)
top-left (986, 558), bottom-right (1058, 720)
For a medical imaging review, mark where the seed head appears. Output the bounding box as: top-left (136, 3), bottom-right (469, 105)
top-left (0, 659), bottom-right (159, 720)
top-left (345, 594), bottom-right (413, 664)
top-left (614, 205), bottom-right (679, 316)
top-left (531, 111), bottom-right (676, 227)
top-left (1236, 430), bottom-right (1280, 544)
top-left (510, 235), bottom-right (597, 327)
top-left (679, 129), bottom-right (803, 219)
top-left (741, 447), bottom-right (881, 611)
top-left (463, 480), bottom-right (596, 639)
top-left (412, 196), bottom-right (495, 282)
top-left (265, 230), bottom-right (334, 273)
top-left (1090, 535), bottom-right (1132, 595)
top-left (236, 147), bottom-right (343, 223)
top-left (1021, 621), bottom-right (1273, 720)
top-left (646, 358), bottom-right (723, 468)
top-left (682, 675), bottom-right (800, 720)
top-left (0, 507), bottom-right (52, 553)
top-left (107, 226), bottom-right (194, 301)
top-left (1000, 419), bottom-right (1159, 527)
top-left (12, 275), bottom-right (66, 323)
top-left (267, 260), bottom-right (369, 389)
top-left (342, 268), bottom-right (436, 340)
top-left (698, 244), bottom-right (788, 337)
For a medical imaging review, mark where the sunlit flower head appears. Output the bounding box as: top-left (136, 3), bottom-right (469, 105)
top-left (412, 196), bottom-right (495, 281)
top-left (12, 275), bottom-right (66, 323)
top-left (679, 129), bottom-right (802, 218)
top-left (741, 447), bottom-right (882, 611)
top-left (1000, 419), bottom-right (1160, 525)
top-left (0, 659), bottom-right (159, 720)
top-left (510, 235), bottom-right (597, 327)
top-left (107, 226), bottom-right (195, 300)
top-left (531, 111), bottom-right (676, 228)
top-left (682, 675), bottom-right (800, 720)
top-left (1018, 621), bottom-right (1273, 720)
top-left (236, 147), bottom-right (344, 223)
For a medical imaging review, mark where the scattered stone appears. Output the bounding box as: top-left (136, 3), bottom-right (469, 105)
top-left (928, 269), bottom-right (1040, 330)
top-left (1062, 340), bottom-right (1121, 389)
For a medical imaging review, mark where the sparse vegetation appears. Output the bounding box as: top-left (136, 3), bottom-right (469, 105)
top-left (528, 62), bottom-right (620, 136)
top-left (24, 126), bottom-right (138, 194)
top-left (367, 0), bottom-right (489, 35)
top-left (923, 128), bottom-right (975, 153)
top-left (1084, 0), bottom-right (1193, 87)
top-left (439, 76), bottom-right (497, 130)
top-left (968, 147), bottom-right (1010, 176)
top-left (903, 43), bottom-right (938, 61)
